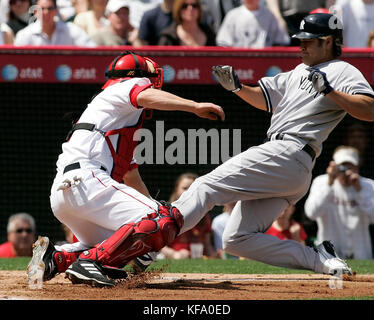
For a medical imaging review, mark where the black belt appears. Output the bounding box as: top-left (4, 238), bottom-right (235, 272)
top-left (264, 134), bottom-right (316, 161)
top-left (63, 162), bottom-right (107, 174)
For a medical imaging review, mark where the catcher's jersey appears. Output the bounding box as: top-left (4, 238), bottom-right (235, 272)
top-left (56, 77), bottom-right (151, 173)
top-left (259, 59), bottom-right (374, 156)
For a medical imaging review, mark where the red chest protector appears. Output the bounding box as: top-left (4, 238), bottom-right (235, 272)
top-left (66, 110), bottom-right (152, 183)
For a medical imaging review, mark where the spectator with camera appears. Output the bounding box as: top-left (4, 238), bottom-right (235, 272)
top-left (304, 145), bottom-right (374, 260)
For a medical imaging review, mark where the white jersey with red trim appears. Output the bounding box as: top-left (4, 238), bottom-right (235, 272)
top-left (56, 77), bottom-right (152, 174)
top-left (50, 78), bottom-right (158, 248)
top-left (259, 60), bottom-right (374, 157)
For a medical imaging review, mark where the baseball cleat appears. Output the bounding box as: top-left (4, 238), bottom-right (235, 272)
top-left (315, 240), bottom-right (352, 275)
top-left (65, 259), bottom-right (116, 288)
top-left (129, 252), bottom-right (156, 274)
top-left (27, 236), bottom-right (58, 283)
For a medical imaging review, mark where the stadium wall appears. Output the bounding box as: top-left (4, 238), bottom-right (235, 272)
top-left (0, 47), bottom-right (373, 243)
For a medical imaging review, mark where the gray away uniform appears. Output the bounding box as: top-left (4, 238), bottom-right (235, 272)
top-left (173, 59), bottom-right (374, 272)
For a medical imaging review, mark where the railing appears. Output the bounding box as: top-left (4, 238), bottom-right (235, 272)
top-left (1, 46), bottom-right (374, 84)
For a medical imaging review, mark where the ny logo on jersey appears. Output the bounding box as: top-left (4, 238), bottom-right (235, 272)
top-left (299, 76), bottom-right (320, 99)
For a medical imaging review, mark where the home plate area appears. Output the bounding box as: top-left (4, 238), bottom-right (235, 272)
top-left (0, 271), bottom-right (374, 300)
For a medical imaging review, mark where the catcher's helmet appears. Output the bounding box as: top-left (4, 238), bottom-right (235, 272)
top-left (292, 13), bottom-right (343, 46)
top-left (102, 51), bottom-right (163, 90)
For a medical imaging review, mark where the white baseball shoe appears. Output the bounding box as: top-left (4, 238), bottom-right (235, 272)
top-left (315, 241), bottom-right (352, 275)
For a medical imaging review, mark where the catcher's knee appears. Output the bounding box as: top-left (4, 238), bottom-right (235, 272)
top-left (135, 204), bottom-right (184, 251)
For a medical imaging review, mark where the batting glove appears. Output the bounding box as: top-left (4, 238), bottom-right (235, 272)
top-left (307, 67), bottom-right (333, 95)
top-left (212, 65), bottom-right (242, 92)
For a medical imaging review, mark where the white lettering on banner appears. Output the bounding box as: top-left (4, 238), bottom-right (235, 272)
top-left (236, 69), bottom-right (254, 80)
top-left (19, 67), bottom-right (43, 79)
top-left (73, 68), bottom-right (97, 80)
top-left (176, 68), bottom-right (200, 80)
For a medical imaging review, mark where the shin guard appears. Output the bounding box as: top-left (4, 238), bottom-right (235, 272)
top-left (79, 203), bottom-right (184, 268)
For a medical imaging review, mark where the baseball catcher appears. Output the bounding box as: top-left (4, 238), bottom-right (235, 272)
top-left (27, 51), bottom-right (224, 287)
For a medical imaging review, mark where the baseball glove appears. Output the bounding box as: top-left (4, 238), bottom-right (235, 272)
top-left (307, 67), bottom-right (333, 95)
top-left (212, 65), bottom-right (242, 92)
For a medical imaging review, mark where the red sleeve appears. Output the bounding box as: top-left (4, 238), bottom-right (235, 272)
top-left (0, 242), bottom-right (16, 257)
top-left (129, 83), bottom-right (153, 108)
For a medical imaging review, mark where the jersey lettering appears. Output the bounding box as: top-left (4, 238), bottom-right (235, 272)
top-left (298, 76), bottom-right (320, 98)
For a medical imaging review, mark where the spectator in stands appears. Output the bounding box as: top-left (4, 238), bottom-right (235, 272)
top-left (0, 213), bottom-right (35, 257)
top-left (14, 0), bottom-right (96, 46)
top-left (91, 0), bottom-right (136, 45)
top-left (201, 0), bottom-right (241, 33)
top-left (1, 22), bottom-right (14, 44)
top-left (367, 28), bottom-right (374, 47)
top-left (133, 0), bottom-right (175, 46)
top-left (265, 0), bottom-right (327, 46)
top-left (216, 0), bottom-right (290, 48)
top-left (338, 0), bottom-right (374, 47)
top-left (158, 0), bottom-right (215, 46)
top-left (212, 202), bottom-right (237, 259)
top-left (65, 0), bottom-right (90, 22)
top-left (128, 0), bottom-right (161, 30)
top-left (57, 0), bottom-right (76, 21)
top-left (0, 0), bottom-right (10, 24)
top-left (73, 0), bottom-right (109, 37)
top-left (160, 172), bottom-right (217, 259)
top-left (265, 204), bottom-right (307, 245)
top-left (6, 0), bottom-right (32, 36)
top-left (343, 122), bottom-right (374, 256)
top-left (343, 122), bottom-right (374, 179)
top-left (304, 146), bottom-right (374, 259)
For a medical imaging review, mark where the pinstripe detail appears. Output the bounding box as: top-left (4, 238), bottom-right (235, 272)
top-left (92, 171), bottom-right (107, 187)
top-left (259, 80), bottom-right (272, 113)
top-left (352, 92), bottom-right (374, 99)
top-left (112, 185), bottom-right (156, 211)
top-left (91, 170), bottom-right (156, 211)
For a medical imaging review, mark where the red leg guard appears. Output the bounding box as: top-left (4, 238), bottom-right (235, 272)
top-left (79, 204), bottom-right (184, 268)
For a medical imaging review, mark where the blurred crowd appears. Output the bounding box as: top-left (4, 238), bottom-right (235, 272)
top-left (1, 0), bottom-right (374, 48)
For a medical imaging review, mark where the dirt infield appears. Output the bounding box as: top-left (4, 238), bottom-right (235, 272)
top-left (1, 271), bottom-right (374, 300)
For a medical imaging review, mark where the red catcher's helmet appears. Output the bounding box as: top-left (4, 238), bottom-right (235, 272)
top-left (102, 51), bottom-right (163, 90)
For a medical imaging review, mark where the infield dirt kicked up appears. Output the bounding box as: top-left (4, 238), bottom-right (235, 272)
top-left (1, 270), bottom-right (374, 300)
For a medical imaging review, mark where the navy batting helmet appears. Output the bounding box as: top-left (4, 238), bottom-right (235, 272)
top-left (293, 13), bottom-right (343, 45)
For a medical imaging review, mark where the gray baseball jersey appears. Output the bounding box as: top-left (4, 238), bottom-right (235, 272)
top-left (259, 60), bottom-right (374, 157)
top-left (173, 59), bottom-right (373, 273)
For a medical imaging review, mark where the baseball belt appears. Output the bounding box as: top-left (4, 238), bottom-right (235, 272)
top-left (264, 133), bottom-right (316, 161)
top-left (63, 162), bottom-right (107, 174)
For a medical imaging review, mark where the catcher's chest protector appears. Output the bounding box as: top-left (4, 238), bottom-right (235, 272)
top-left (67, 110), bottom-right (148, 183)
top-left (105, 111), bottom-right (146, 183)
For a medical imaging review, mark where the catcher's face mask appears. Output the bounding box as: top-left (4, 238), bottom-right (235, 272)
top-left (144, 57), bottom-right (163, 89)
